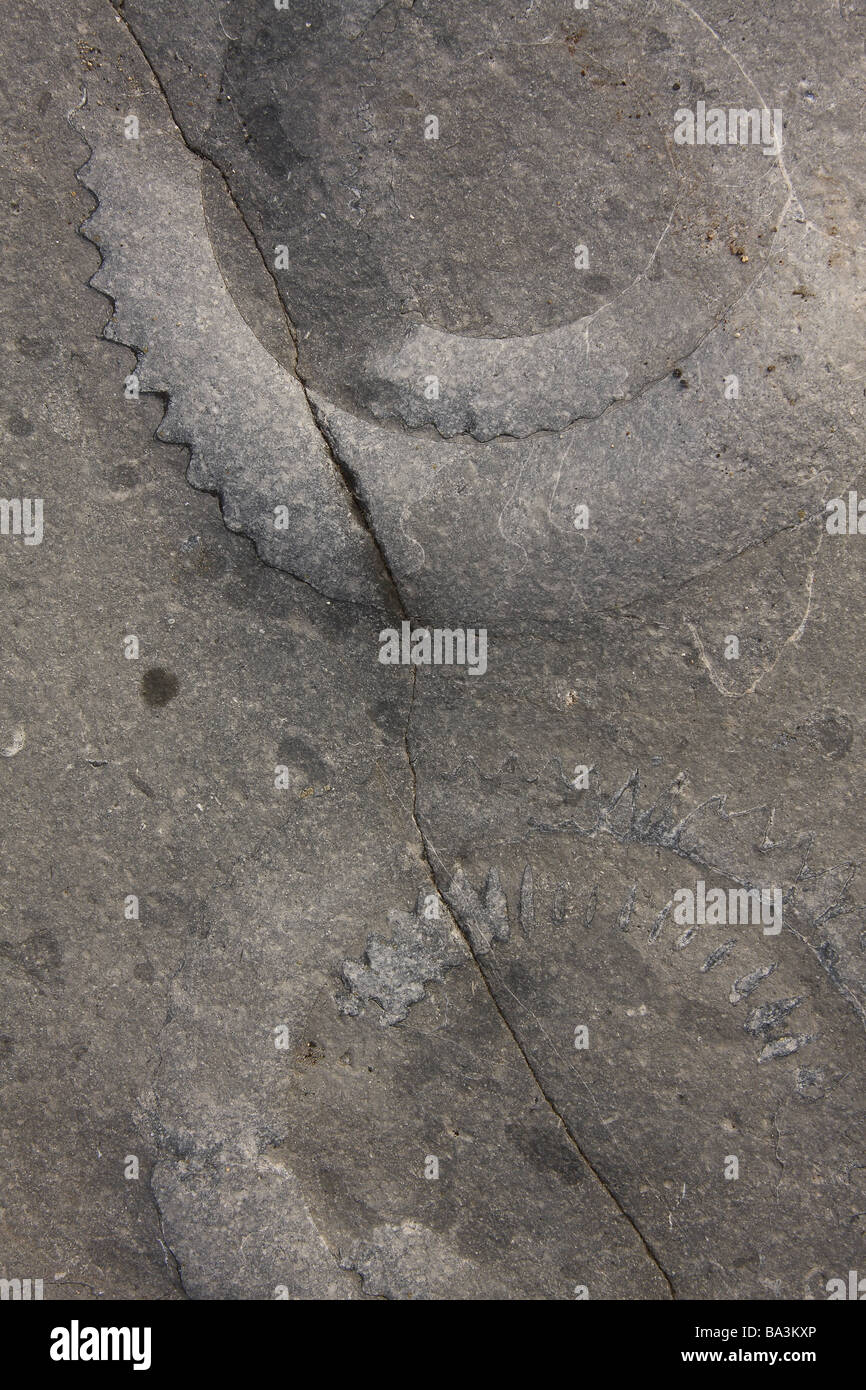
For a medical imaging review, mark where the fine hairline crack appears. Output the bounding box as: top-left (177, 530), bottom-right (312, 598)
top-left (403, 667), bottom-right (677, 1298)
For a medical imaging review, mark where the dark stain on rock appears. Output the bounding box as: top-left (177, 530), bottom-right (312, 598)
top-left (141, 667), bottom-right (179, 707)
top-left (0, 929), bottom-right (62, 981)
top-left (775, 708), bottom-right (853, 760)
top-left (127, 771), bottom-right (156, 798)
top-left (111, 464), bottom-right (139, 489)
top-left (16, 335), bottom-right (51, 359)
top-left (506, 1119), bottom-right (585, 1188)
top-left (367, 698), bottom-right (403, 734)
top-left (276, 733), bottom-right (331, 785)
top-left (805, 708), bottom-right (853, 759)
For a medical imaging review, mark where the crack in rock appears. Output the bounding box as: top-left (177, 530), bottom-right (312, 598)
top-left (72, 85), bottom-right (394, 612)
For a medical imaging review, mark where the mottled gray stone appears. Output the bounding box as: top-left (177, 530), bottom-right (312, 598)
top-left (3, 0), bottom-right (866, 1305)
top-left (75, 67), bottom-right (393, 609)
top-left (120, 0), bottom-right (795, 439)
top-left (338, 887), bottom-right (466, 1024)
top-left (404, 619), bottom-right (866, 1296)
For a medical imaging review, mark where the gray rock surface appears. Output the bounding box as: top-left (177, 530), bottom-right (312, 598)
top-left (1, 0), bottom-right (864, 1302)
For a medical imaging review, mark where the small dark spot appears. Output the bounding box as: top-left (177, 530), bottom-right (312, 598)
top-left (133, 961), bottom-right (155, 984)
top-left (141, 667), bottom-right (179, 707)
top-left (7, 412), bottom-right (34, 437)
top-left (0, 929), bottom-right (62, 980)
top-left (367, 699), bottom-right (401, 733)
top-left (506, 1120), bottom-right (584, 1187)
top-left (110, 465), bottom-right (139, 489)
top-left (276, 734), bottom-right (330, 784)
top-left (805, 708), bottom-right (853, 759)
top-left (645, 27), bottom-right (672, 53)
top-left (128, 771), bottom-right (156, 798)
top-left (16, 335), bottom-right (49, 359)
top-left (671, 367), bottom-right (683, 378)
